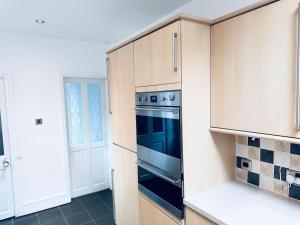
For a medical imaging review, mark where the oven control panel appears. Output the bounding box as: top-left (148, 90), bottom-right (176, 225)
top-left (136, 91), bottom-right (181, 107)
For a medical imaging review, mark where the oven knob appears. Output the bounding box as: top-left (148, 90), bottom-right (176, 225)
top-left (169, 94), bottom-right (175, 101)
top-left (137, 96), bottom-right (142, 101)
top-left (142, 96), bottom-right (148, 101)
top-left (161, 97), bottom-right (166, 101)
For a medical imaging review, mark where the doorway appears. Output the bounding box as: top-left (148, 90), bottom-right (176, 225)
top-left (64, 78), bottom-right (109, 198)
top-left (0, 78), bottom-right (15, 220)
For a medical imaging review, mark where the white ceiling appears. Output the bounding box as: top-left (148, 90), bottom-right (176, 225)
top-left (0, 0), bottom-right (261, 44)
top-left (0, 0), bottom-right (191, 43)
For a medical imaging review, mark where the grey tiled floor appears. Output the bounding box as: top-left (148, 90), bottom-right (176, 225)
top-left (0, 189), bottom-right (115, 225)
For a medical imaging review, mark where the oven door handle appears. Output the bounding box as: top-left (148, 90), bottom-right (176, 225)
top-left (135, 107), bottom-right (179, 114)
top-left (137, 161), bottom-right (181, 185)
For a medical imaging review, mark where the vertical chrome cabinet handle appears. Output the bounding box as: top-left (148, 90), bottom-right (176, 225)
top-left (172, 33), bottom-right (178, 72)
top-left (297, 3), bottom-right (300, 129)
top-left (111, 169), bottom-right (116, 223)
top-left (106, 58), bottom-right (112, 114)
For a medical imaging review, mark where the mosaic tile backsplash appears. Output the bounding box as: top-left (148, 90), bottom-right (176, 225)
top-left (235, 136), bottom-right (300, 201)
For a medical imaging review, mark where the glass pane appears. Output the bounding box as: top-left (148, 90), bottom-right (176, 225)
top-left (87, 83), bottom-right (104, 142)
top-left (65, 82), bottom-right (84, 146)
top-left (0, 114), bottom-right (4, 156)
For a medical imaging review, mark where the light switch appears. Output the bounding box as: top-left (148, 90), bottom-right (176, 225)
top-left (35, 118), bottom-right (43, 125)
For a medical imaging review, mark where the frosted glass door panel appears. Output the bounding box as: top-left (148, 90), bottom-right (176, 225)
top-left (64, 78), bottom-right (108, 198)
top-left (87, 84), bottom-right (104, 143)
top-left (65, 83), bottom-right (84, 146)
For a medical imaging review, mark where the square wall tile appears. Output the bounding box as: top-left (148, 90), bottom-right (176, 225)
top-left (274, 166), bottom-right (287, 181)
top-left (248, 147), bottom-right (260, 160)
top-left (289, 184), bottom-right (300, 200)
top-left (290, 154), bottom-right (300, 172)
top-left (260, 149), bottom-right (274, 164)
top-left (251, 159), bottom-right (261, 174)
top-left (247, 172), bottom-right (260, 186)
top-left (236, 168), bottom-right (247, 182)
top-left (248, 137), bottom-right (260, 147)
top-left (274, 151), bottom-right (290, 168)
top-left (237, 136), bottom-right (247, 145)
top-left (290, 144), bottom-right (300, 155)
top-left (236, 156), bottom-right (242, 168)
top-left (236, 144), bottom-right (248, 158)
top-left (273, 179), bottom-right (289, 197)
top-left (260, 162), bottom-right (273, 177)
top-left (260, 175), bottom-right (274, 192)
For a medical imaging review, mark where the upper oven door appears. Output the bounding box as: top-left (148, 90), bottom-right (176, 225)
top-left (136, 106), bottom-right (182, 178)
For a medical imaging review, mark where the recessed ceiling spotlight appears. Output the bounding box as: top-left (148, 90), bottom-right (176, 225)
top-left (35, 19), bottom-right (46, 24)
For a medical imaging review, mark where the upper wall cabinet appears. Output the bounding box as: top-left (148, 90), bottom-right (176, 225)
top-left (211, 0), bottom-right (300, 138)
top-left (108, 43), bottom-right (137, 151)
top-left (134, 21), bottom-right (181, 87)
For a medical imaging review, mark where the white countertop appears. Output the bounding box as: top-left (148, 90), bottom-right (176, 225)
top-left (184, 181), bottom-right (300, 225)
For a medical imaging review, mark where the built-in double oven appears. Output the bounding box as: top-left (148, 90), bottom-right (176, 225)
top-left (135, 91), bottom-right (183, 219)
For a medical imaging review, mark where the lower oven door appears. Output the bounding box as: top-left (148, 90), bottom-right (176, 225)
top-left (138, 161), bottom-right (183, 219)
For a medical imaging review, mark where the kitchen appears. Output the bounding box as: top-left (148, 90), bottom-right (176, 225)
top-left (0, 0), bottom-right (300, 225)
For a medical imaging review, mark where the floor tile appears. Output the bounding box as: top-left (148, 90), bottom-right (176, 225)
top-left (38, 207), bottom-right (63, 224)
top-left (81, 222), bottom-right (95, 225)
top-left (80, 198), bottom-right (105, 210)
top-left (65, 211), bottom-right (92, 225)
top-left (43, 219), bottom-right (67, 225)
top-left (94, 215), bottom-right (115, 225)
top-left (0, 218), bottom-right (12, 225)
top-left (78, 193), bottom-right (98, 203)
top-left (60, 199), bottom-right (84, 217)
top-left (14, 214), bottom-right (37, 222)
top-left (14, 214), bottom-right (39, 225)
top-left (88, 205), bottom-right (112, 220)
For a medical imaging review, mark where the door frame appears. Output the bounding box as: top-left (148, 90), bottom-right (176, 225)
top-left (0, 74), bottom-right (18, 218)
top-left (59, 73), bottom-right (110, 198)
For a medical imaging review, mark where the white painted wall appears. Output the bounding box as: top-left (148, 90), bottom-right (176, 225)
top-left (0, 32), bottom-right (109, 216)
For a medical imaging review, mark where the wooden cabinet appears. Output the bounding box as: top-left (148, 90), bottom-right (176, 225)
top-left (108, 43), bottom-right (137, 151)
top-left (134, 21), bottom-right (181, 87)
top-left (112, 145), bottom-right (139, 225)
top-left (211, 0), bottom-right (300, 138)
top-left (139, 195), bottom-right (179, 225)
top-left (185, 208), bottom-right (216, 225)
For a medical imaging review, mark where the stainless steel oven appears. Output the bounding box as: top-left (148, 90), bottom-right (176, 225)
top-left (135, 91), bottom-right (183, 219)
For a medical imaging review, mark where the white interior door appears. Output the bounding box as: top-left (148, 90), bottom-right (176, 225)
top-left (64, 78), bottom-right (109, 198)
top-left (0, 78), bottom-right (15, 220)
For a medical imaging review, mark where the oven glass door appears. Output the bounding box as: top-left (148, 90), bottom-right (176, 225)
top-left (138, 165), bottom-right (183, 219)
top-left (136, 107), bottom-right (181, 159)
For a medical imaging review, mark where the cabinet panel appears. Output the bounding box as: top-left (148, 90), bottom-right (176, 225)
top-left (211, 0), bottom-right (300, 138)
top-left (134, 21), bottom-right (181, 87)
top-left (112, 145), bottom-right (139, 225)
top-left (139, 195), bottom-right (178, 225)
top-left (108, 43), bottom-right (137, 151)
top-left (185, 208), bottom-right (216, 225)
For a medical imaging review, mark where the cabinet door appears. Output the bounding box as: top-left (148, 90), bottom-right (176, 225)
top-left (108, 43), bottom-right (137, 151)
top-left (211, 0), bottom-right (300, 138)
top-left (134, 21), bottom-right (181, 87)
top-left (139, 196), bottom-right (178, 225)
top-left (185, 208), bottom-right (216, 225)
top-left (112, 145), bottom-right (139, 225)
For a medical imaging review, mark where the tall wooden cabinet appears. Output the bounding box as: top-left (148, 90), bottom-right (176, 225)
top-left (211, 0), bottom-right (300, 138)
top-left (112, 145), bottom-right (139, 225)
top-left (108, 43), bottom-right (139, 225)
top-left (134, 21), bottom-right (182, 87)
top-left (108, 43), bottom-right (137, 151)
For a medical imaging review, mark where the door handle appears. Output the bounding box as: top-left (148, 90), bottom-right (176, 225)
top-left (172, 32), bottom-right (178, 72)
top-left (106, 58), bottom-right (112, 114)
top-left (0, 159), bottom-right (10, 170)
